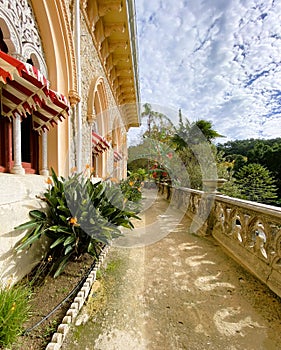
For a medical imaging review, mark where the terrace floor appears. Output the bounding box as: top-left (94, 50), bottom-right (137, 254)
top-left (62, 189), bottom-right (281, 350)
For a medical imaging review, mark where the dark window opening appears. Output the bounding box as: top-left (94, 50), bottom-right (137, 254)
top-left (0, 117), bottom-right (12, 172)
top-left (21, 116), bottom-right (32, 163)
top-left (20, 115), bottom-right (39, 173)
top-left (26, 58), bottom-right (34, 65)
top-left (0, 28), bottom-right (8, 53)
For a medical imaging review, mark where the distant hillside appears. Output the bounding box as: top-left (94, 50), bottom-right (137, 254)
top-left (217, 137), bottom-right (281, 157)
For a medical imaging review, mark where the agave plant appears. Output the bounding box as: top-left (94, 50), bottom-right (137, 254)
top-left (15, 169), bottom-right (140, 277)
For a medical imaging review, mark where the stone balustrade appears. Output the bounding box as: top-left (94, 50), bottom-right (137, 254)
top-left (158, 182), bottom-right (281, 298)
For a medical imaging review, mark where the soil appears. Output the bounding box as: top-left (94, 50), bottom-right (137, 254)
top-left (10, 253), bottom-right (95, 350)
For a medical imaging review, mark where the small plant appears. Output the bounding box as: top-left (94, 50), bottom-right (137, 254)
top-left (0, 284), bottom-right (32, 348)
top-left (41, 320), bottom-right (58, 340)
top-left (15, 168), bottom-right (140, 278)
top-left (119, 169), bottom-right (147, 206)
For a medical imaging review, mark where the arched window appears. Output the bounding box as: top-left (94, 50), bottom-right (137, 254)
top-left (90, 77), bottom-right (110, 178)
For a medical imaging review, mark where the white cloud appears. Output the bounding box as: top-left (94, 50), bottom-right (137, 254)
top-left (132, 0), bottom-right (281, 144)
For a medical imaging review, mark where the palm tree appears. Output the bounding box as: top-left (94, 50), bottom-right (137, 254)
top-left (193, 120), bottom-right (224, 143)
top-left (141, 103), bottom-right (174, 141)
top-left (171, 114), bottom-right (223, 150)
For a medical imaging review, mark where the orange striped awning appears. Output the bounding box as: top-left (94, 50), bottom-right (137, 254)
top-left (92, 131), bottom-right (110, 156)
top-left (0, 50), bottom-right (69, 133)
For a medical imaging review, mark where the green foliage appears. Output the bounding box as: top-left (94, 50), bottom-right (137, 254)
top-left (171, 118), bottom-right (223, 149)
top-left (219, 176), bottom-right (243, 198)
top-left (0, 284), bottom-right (31, 347)
top-left (119, 170), bottom-right (146, 206)
top-left (235, 163), bottom-right (278, 204)
top-left (217, 137), bottom-right (281, 201)
top-left (217, 137), bottom-right (281, 158)
top-left (141, 103), bottom-right (174, 142)
top-left (231, 154), bottom-right (248, 174)
top-left (193, 120), bottom-right (224, 142)
top-left (15, 169), bottom-right (140, 278)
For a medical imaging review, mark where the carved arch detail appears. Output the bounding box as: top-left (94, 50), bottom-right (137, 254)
top-left (87, 76), bottom-right (108, 124)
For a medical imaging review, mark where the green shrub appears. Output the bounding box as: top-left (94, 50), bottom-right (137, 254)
top-left (0, 284), bottom-right (31, 348)
top-left (119, 170), bottom-right (147, 206)
top-left (15, 169), bottom-right (140, 278)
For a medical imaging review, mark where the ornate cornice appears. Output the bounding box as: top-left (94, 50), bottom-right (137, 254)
top-left (109, 40), bottom-right (128, 52)
top-left (104, 22), bottom-right (125, 37)
top-left (81, 0), bottom-right (139, 126)
top-left (98, 1), bottom-right (122, 17)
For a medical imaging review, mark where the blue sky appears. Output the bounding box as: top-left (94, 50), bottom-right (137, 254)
top-left (128, 0), bottom-right (281, 145)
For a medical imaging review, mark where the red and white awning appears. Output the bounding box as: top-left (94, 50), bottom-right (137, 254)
top-left (114, 150), bottom-right (122, 162)
top-left (92, 131), bottom-right (110, 156)
top-left (0, 50), bottom-right (69, 133)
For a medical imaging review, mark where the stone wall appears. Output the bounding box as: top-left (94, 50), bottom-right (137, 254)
top-left (0, 174), bottom-right (49, 286)
top-left (158, 183), bottom-right (281, 298)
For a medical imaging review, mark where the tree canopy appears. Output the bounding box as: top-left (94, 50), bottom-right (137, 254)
top-left (235, 163), bottom-right (278, 204)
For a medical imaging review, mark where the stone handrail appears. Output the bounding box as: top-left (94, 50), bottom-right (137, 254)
top-left (158, 182), bottom-right (281, 298)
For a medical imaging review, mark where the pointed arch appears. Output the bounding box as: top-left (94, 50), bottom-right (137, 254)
top-left (87, 76), bottom-right (108, 124)
top-left (30, 0), bottom-right (77, 93)
top-left (88, 76), bottom-right (110, 178)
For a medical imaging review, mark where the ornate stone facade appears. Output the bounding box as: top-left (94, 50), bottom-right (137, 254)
top-left (0, 0), bottom-right (47, 74)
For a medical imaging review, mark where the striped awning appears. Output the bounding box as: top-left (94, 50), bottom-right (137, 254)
top-left (114, 150), bottom-right (122, 162)
top-left (0, 50), bottom-right (69, 133)
top-left (92, 131), bottom-right (110, 156)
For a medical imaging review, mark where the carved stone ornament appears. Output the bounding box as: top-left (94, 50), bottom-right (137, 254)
top-left (87, 112), bottom-right (96, 124)
top-left (113, 54), bottom-right (130, 65)
top-left (98, 1), bottom-right (122, 17)
top-left (81, 0), bottom-right (88, 10)
top-left (109, 40), bottom-right (128, 53)
top-left (117, 68), bottom-right (132, 76)
top-left (68, 89), bottom-right (81, 107)
top-left (104, 23), bottom-right (125, 37)
top-left (119, 77), bottom-right (133, 85)
top-left (0, 0), bottom-right (47, 75)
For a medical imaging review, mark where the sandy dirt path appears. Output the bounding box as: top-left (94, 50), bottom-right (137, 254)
top-left (62, 189), bottom-right (281, 350)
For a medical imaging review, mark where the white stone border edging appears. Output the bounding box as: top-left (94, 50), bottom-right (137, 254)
top-left (45, 245), bottom-right (110, 350)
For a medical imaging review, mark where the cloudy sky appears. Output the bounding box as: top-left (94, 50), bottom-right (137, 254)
top-left (128, 0), bottom-right (281, 145)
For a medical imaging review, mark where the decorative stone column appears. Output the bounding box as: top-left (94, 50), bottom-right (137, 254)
top-left (40, 132), bottom-right (49, 176)
top-left (202, 179), bottom-right (227, 193)
top-left (10, 114), bottom-right (25, 174)
top-left (68, 89), bottom-right (81, 172)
